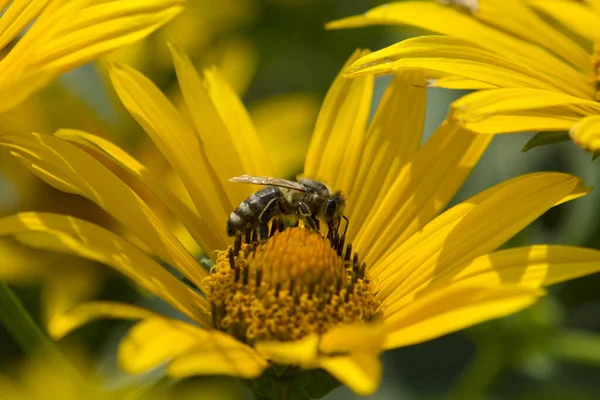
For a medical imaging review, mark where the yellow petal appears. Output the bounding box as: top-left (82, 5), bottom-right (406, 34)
top-left (250, 93), bottom-right (320, 178)
top-left (431, 76), bottom-right (498, 90)
top-left (528, 0), bottom-right (600, 44)
top-left (48, 301), bottom-right (157, 339)
top-left (0, 69), bottom-right (54, 114)
top-left (304, 49), bottom-right (374, 197)
top-left (167, 332), bottom-right (268, 379)
top-left (473, 0), bottom-right (590, 73)
top-left (454, 114), bottom-right (579, 135)
top-left (570, 115), bottom-right (600, 152)
top-left (0, 0), bottom-right (84, 79)
top-left (41, 261), bottom-right (104, 330)
top-left (255, 334), bottom-right (320, 368)
top-left (54, 129), bottom-right (217, 256)
top-left (451, 88), bottom-right (600, 134)
top-left (0, 0), bottom-right (49, 51)
top-left (430, 245), bottom-right (600, 291)
top-left (201, 63), bottom-right (274, 179)
top-left (319, 323), bottom-right (386, 356)
top-left (119, 318), bottom-right (208, 374)
top-left (586, 0), bottom-right (600, 14)
top-left (384, 285), bottom-right (541, 349)
top-left (0, 212), bottom-right (209, 325)
top-left (208, 37), bottom-right (258, 96)
top-left (450, 88), bottom-right (595, 134)
top-left (318, 353), bottom-right (382, 396)
top-left (0, 131), bottom-right (207, 288)
top-left (346, 71), bottom-right (426, 239)
top-left (375, 172), bottom-right (590, 307)
top-left (108, 63), bottom-right (231, 250)
top-left (345, 36), bottom-right (587, 98)
top-left (384, 245), bottom-right (600, 322)
top-left (0, 0), bottom-right (183, 112)
top-left (328, 2), bottom-right (586, 95)
top-left (454, 88), bottom-right (600, 117)
top-left (0, 239), bottom-right (57, 282)
top-left (356, 121), bottom-right (492, 265)
top-left (167, 43), bottom-right (261, 208)
top-left (32, 1), bottom-right (184, 72)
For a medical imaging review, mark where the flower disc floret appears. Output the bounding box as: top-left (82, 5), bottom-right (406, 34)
top-left (205, 226), bottom-right (380, 344)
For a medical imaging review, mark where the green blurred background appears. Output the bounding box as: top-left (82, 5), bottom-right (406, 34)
top-left (2, 0), bottom-right (600, 399)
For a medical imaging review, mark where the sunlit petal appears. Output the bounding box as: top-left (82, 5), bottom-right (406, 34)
top-left (473, 0), bottom-right (589, 71)
top-left (375, 173), bottom-right (589, 305)
top-left (304, 49), bottom-right (374, 197)
top-left (356, 121), bottom-right (492, 265)
top-left (255, 334), bottom-right (320, 368)
top-left (318, 353), bottom-right (382, 396)
top-left (55, 129), bottom-right (217, 256)
top-left (528, 0), bottom-right (600, 44)
top-left (31, 1), bottom-right (185, 73)
top-left (119, 318), bottom-right (209, 374)
top-left (383, 285), bottom-right (541, 349)
top-left (0, 212), bottom-right (209, 324)
top-left (108, 63), bottom-right (231, 249)
top-left (570, 115), bottom-right (600, 152)
top-left (167, 331), bottom-right (268, 379)
top-left (346, 71), bottom-right (426, 239)
top-left (345, 36), bottom-right (587, 98)
top-left (0, 131), bottom-right (206, 288)
top-left (0, 0), bottom-right (183, 112)
top-left (327, 1), bottom-right (584, 93)
top-left (48, 301), bottom-right (157, 339)
top-left (168, 43), bottom-right (262, 207)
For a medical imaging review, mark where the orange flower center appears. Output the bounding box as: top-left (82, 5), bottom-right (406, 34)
top-left (204, 224), bottom-right (380, 344)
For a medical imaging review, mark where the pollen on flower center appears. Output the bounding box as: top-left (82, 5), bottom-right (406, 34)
top-left (204, 223), bottom-right (381, 344)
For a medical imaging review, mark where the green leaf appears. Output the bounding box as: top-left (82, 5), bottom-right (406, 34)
top-left (521, 131), bottom-right (570, 152)
top-left (0, 281), bottom-right (63, 358)
top-left (245, 366), bottom-right (341, 400)
top-left (301, 370), bottom-right (341, 399)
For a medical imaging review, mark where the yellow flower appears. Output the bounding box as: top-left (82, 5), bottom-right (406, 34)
top-left (1, 47), bottom-right (600, 397)
top-left (0, 0), bottom-right (183, 113)
top-left (328, 0), bottom-right (600, 152)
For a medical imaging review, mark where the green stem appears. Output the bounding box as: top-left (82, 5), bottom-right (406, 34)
top-left (549, 329), bottom-right (600, 367)
top-left (447, 341), bottom-right (505, 400)
top-left (0, 281), bottom-right (62, 358)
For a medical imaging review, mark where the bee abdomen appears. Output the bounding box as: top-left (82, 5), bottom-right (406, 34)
top-left (226, 186), bottom-right (282, 236)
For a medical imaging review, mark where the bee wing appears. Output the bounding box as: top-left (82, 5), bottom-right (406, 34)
top-left (229, 175), bottom-right (308, 192)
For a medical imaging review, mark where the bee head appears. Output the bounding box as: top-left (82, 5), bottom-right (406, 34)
top-left (324, 191), bottom-right (346, 225)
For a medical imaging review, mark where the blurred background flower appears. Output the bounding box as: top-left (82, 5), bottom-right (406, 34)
top-left (2, 0), bottom-right (600, 399)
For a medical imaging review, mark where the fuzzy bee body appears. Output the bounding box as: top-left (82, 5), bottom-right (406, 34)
top-left (226, 186), bottom-right (289, 236)
top-left (226, 175), bottom-right (346, 237)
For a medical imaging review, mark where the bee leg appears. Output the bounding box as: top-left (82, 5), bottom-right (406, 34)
top-left (257, 197), bottom-right (279, 234)
top-left (313, 216), bottom-right (320, 231)
top-left (297, 202), bottom-right (318, 230)
top-left (341, 215), bottom-right (349, 237)
top-left (259, 223), bottom-right (269, 240)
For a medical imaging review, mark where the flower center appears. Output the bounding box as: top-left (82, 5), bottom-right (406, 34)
top-left (204, 223), bottom-right (380, 344)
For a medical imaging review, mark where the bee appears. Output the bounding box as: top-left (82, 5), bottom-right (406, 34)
top-left (226, 175), bottom-right (347, 237)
